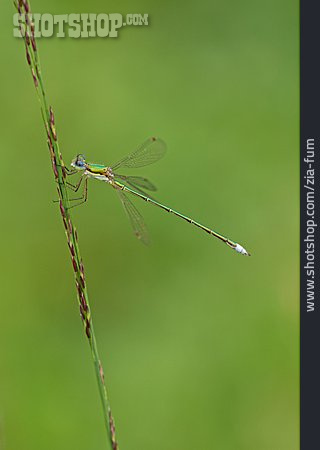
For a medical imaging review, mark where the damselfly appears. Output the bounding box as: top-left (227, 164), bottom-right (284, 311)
top-left (67, 137), bottom-right (250, 255)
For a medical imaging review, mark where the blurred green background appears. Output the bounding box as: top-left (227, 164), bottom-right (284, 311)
top-left (0, 0), bottom-right (298, 449)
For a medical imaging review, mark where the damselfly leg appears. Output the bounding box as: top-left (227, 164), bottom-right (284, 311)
top-left (67, 177), bottom-right (88, 209)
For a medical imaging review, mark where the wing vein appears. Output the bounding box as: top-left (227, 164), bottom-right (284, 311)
top-left (111, 137), bottom-right (166, 170)
top-left (117, 190), bottom-right (150, 245)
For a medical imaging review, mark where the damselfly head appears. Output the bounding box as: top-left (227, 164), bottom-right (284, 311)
top-left (71, 154), bottom-right (86, 170)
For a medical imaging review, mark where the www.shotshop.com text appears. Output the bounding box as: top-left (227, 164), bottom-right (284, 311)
top-left (304, 138), bottom-right (316, 312)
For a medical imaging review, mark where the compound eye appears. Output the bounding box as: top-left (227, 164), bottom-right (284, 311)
top-left (76, 155), bottom-right (85, 167)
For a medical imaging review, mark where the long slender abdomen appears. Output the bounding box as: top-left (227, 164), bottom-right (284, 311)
top-left (116, 182), bottom-right (250, 255)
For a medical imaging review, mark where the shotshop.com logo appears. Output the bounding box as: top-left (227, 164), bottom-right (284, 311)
top-left (13, 13), bottom-right (149, 38)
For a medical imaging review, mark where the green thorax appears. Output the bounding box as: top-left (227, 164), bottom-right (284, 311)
top-left (87, 163), bottom-right (108, 174)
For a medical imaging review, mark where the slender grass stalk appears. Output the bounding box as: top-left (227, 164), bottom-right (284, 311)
top-left (14, 2), bottom-right (118, 448)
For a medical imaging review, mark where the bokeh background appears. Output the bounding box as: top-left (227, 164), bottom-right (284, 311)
top-left (0, 1), bottom-right (298, 449)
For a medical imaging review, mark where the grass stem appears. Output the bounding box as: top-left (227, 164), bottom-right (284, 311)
top-left (14, 2), bottom-right (118, 448)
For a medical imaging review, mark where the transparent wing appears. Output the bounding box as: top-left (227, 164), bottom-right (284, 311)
top-left (115, 176), bottom-right (157, 201)
top-left (111, 137), bottom-right (166, 170)
top-left (114, 175), bottom-right (157, 192)
top-left (117, 190), bottom-right (150, 245)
